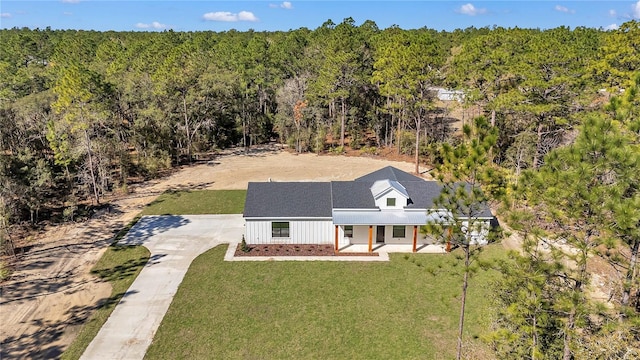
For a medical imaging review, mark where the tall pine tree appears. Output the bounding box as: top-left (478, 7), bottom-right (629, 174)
top-left (427, 116), bottom-right (500, 360)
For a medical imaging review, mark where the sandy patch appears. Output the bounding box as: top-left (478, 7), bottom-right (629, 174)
top-left (1, 147), bottom-right (419, 358)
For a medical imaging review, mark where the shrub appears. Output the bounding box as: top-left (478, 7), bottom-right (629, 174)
top-left (240, 235), bottom-right (251, 253)
top-left (360, 146), bottom-right (378, 156)
top-left (63, 205), bottom-right (77, 222)
top-left (398, 130), bottom-right (416, 155)
top-left (0, 261), bottom-right (9, 281)
top-left (139, 152), bottom-right (172, 178)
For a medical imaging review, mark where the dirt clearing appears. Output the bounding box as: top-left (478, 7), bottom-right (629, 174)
top-left (1, 148), bottom-right (419, 359)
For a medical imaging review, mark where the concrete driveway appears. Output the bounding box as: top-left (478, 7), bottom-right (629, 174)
top-left (80, 214), bottom-right (244, 360)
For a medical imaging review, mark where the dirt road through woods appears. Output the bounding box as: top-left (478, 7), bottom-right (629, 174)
top-left (0, 148), bottom-right (418, 359)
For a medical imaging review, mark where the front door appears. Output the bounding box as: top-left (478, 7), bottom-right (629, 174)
top-left (376, 226), bottom-right (385, 243)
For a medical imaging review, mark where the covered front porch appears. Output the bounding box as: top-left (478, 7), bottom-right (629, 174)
top-left (333, 224), bottom-right (447, 253)
top-left (338, 243), bottom-right (447, 254)
top-left (332, 210), bottom-right (453, 253)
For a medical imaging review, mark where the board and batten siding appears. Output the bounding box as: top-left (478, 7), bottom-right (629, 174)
top-left (335, 225), bottom-right (352, 248)
top-left (461, 220), bottom-right (491, 245)
top-left (245, 219), bottom-right (333, 244)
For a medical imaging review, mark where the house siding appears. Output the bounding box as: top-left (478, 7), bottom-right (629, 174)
top-left (383, 225), bottom-right (431, 244)
top-left (462, 220), bottom-right (491, 245)
top-left (348, 225), bottom-right (432, 245)
top-left (245, 219), bottom-right (333, 244)
top-left (336, 226), bottom-right (350, 248)
top-left (245, 220), bottom-right (490, 245)
top-left (350, 225), bottom-right (372, 244)
top-left (385, 225), bottom-right (411, 244)
top-left (374, 191), bottom-right (408, 209)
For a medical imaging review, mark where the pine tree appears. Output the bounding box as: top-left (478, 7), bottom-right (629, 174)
top-left (489, 209), bottom-right (566, 359)
top-left (516, 113), bottom-right (632, 359)
top-left (52, 62), bottom-right (112, 205)
top-left (605, 74), bottom-right (640, 309)
top-left (427, 116), bottom-right (500, 360)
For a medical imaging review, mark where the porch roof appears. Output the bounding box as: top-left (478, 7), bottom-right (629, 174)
top-left (332, 210), bottom-right (429, 225)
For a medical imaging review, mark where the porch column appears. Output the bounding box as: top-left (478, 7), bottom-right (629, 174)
top-left (334, 225), bottom-right (339, 253)
top-left (412, 225), bottom-right (418, 253)
top-left (368, 225), bottom-right (373, 253)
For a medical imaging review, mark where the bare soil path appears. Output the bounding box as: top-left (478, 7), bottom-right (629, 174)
top-left (1, 147), bottom-right (418, 359)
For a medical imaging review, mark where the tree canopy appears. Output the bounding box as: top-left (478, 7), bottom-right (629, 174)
top-left (1, 20), bottom-right (639, 356)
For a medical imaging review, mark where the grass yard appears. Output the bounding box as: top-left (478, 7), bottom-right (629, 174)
top-left (146, 245), bottom-right (504, 359)
top-left (62, 245), bottom-right (150, 360)
top-left (140, 189), bottom-right (246, 216)
top-left (63, 189), bottom-right (244, 357)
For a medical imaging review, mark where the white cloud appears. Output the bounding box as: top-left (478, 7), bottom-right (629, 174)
top-left (269, 2), bottom-right (293, 9)
top-left (238, 11), bottom-right (258, 21)
top-left (203, 11), bottom-right (258, 22)
top-left (458, 3), bottom-right (486, 16)
top-left (61, 0), bottom-right (81, 3)
top-left (554, 5), bottom-right (575, 14)
top-left (605, 23), bottom-right (619, 30)
top-left (0, 13), bottom-right (11, 18)
top-left (203, 12), bottom-right (236, 22)
top-left (633, 0), bottom-right (640, 18)
top-left (63, 12), bottom-right (73, 16)
top-left (135, 21), bottom-right (168, 30)
top-left (609, 9), bottom-right (617, 17)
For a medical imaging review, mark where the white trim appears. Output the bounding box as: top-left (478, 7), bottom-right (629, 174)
top-left (244, 217), bottom-right (332, 220)
top-left (332, 208), bottom-right (379, 212)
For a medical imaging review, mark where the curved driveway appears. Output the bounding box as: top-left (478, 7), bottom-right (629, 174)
top-left (80, 215), bottom-right (244, 360)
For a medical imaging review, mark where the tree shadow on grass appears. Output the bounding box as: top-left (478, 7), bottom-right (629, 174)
top-left (91, 251), bottom-right (150, 283)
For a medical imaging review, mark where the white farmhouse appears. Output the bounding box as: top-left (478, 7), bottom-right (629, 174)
top-left (243, 166), bottom-right (493, 252)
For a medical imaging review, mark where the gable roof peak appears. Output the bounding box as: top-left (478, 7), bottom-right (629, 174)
top-left (355, 166), bottom-right (424, 183)
top-left (370, 179), bottom-right (409, 199)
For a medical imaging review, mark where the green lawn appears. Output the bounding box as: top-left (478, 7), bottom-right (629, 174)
top-left (63, 189), bottom-right (245, 358)
top-left (62, 245), bottom-right (150, 360)
top-left (146, 245), bottom-right (504, 359)
top-left (140, 189), bottom-right (246, 215)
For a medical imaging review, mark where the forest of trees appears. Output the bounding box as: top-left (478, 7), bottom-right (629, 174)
top-left (1, 19), bottom-right (639, 357)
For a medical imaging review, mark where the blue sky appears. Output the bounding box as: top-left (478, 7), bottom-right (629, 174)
top-left (1, 1), bottom-right (639, 32)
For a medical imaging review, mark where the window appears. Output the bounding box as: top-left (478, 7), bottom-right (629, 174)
top-left (344, 225), bottom-right (353, 238)
top-left (386, 198), bottom-right (396, 206)
top-left (272, 222), bottom-right (290, 237)
top-left (392, 226), bottom-right (406, 238)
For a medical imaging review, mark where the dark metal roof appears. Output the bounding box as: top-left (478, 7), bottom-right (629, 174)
top-left (354, 166), bottom-right (424, 182)
top-left (243, 182), bottom-right (332, 218)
